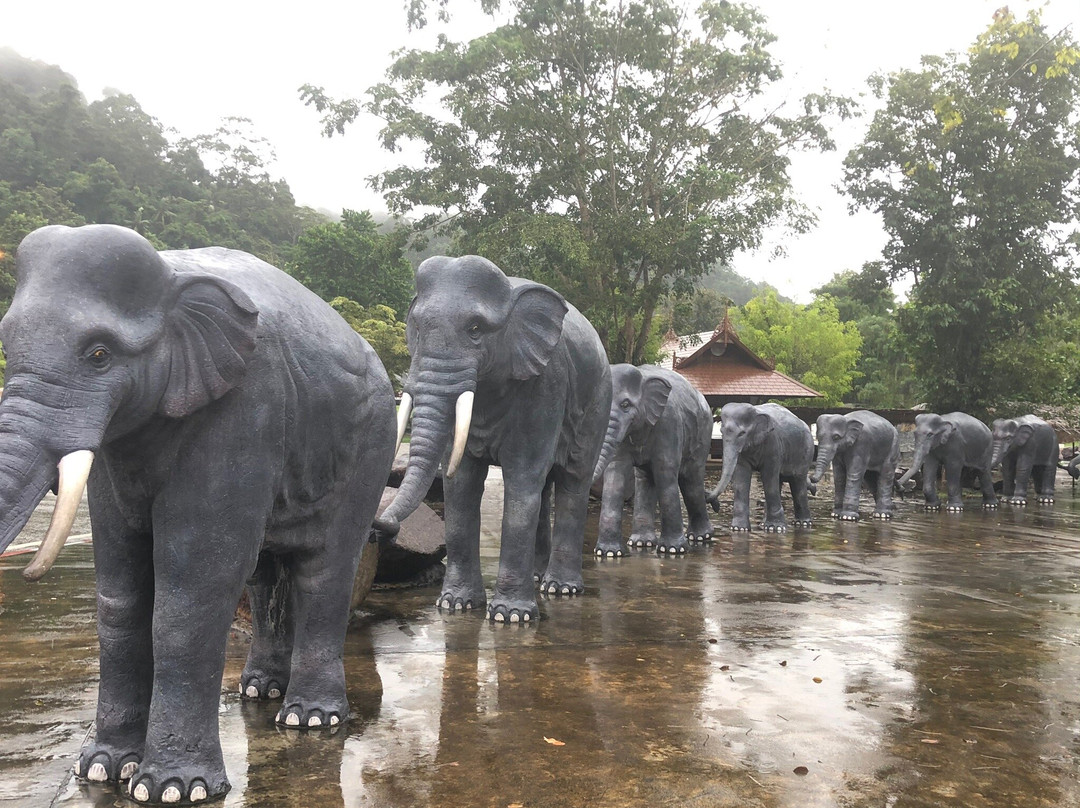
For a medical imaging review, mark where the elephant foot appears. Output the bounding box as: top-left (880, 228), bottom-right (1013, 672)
top-left (730, 523), bottom-right (751, 532)
top-left (792, 519), bottom-right (812, 528)
top-left (762, 522), bottom-right (787, 533)
top-left (685, 530), bottom-right (713, 543)
top-left (487, 603), bottom-right (538, 623)
top-left (594, 541), bottom-right (626, 558)
top-left (76, 740), bottom-right (143, 785)
top-left (945, 503), bottom-right (964, 513)
top-left (1037, 495), bottom-right (1054, 504)
top-left (834, 511), bottom-right (860, 522)
top-left (656, 539), bottom-right (688, 554)
top-left (983, 500), bottom-right (999, 509)
top-left (276, 695), bottom-right (347, 729)
top-left (539, 577), bottom-right (584, 597)
top-left (924, 503), bottom-right (941, 511)
top-left (1008, 496), bottom-right (1027, 506)
top-left (239, 666), bottom-right (287, 701)
top-left (627, 533), bottom-right (657, 548)
top-left (127, 756), bottom-right (228, 804)
top-left (436, 593), bottom-right (484, 611)
top-left (870, 511), bottom-right (893, 520)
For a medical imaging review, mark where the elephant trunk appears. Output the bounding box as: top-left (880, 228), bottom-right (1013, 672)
top-left (707, 439), bottom-right (740, 511)
top-left (990, 439), bottom-right (1008, 470)
top-left (1069, 454), bottom-right (1080, 480)
top-left (591, 414), bottom-right (630, 484)
top-left (809, 444), bottom-right (835, 485)
top-left (898, 440), bottom-right (928, 487)
top-left (374, 358), bottom-right (477, 539)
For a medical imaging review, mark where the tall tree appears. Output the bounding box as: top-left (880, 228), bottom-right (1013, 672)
top-left (303, 0), bottom-right (850, 363)
top-left (844, 8), bottom-right (1080, 415)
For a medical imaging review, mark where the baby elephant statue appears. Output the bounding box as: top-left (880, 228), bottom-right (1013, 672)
top-left (0, 225), bottom-right (396, 804)
top-left (810, 411), bottom-right (900, 521)
top-left (707, 402), bottom-right (814, 532)
top-left (374, 255), bottom-right (611, 624)
top-left (897, 412), bottom-right (998, 512)
top-left (990, 415), bottom-right (1059, 505)
top-left (592, 364), bottom-right (714, 556)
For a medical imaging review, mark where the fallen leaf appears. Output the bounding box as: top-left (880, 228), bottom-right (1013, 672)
top-left (779, 660), bottom-right (788, 667)
top-left (708, 638), bottom-right (718, 644)
top-left (793, 766), bottom-right (809, 776)
top-left (544, 737), bottom-right (566, 746)
top-left (921, 738), bottom-right (940, 745)
top-left (720, 665), bottom-right (730, 671)
top-left (509, 804), bottom-right (524, 808)
top-left (813, 677), bottom-right (822, 684)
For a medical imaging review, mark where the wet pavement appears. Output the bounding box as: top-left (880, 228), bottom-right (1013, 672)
top-left (3, 472), bottom-right (1080, 807)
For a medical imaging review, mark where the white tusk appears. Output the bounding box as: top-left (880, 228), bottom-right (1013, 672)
top-left (445, 391), bottom-right (474, 479)
top-left (395, 393), bottom-right (412, 454)
top-left (22, 450), bottom-right (94, 582)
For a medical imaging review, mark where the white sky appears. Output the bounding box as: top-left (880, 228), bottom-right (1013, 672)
top-left (2, 0), bottom-right (1077, 301)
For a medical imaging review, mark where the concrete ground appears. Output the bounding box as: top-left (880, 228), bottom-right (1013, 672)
top-left (2, 471), bottom-right (1080, 807)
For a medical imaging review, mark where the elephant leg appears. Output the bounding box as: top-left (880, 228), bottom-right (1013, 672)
top-left (872, 461), bottom-right (896, 518)
top-left (679, 459), bottom-right (713, 542)
top-left (77, 479), bottom-right (153, 786)
top-left (534, 477), bottom-right (554, 577)
top-left (978, 465), bottom-right (999, 509)
top-left (655, 462), bottom-right (689, 555)
top-left (837, 458), bottom-right (865, 521)
top-left (489, 477), bottom-right (543, 622)
top-left (595, 456), bottom-right (632, 558)
top-left (761, 469), bottom-right (787, 533)
top-left (729, 462), bottom-right (753, 532)
top-left (944, 457), bottom-right (965, 511)
top-left (788, 475), bottom-right (812, 527)
top-left (240, 552), bottom-right (293, 702)
top-left (541, 469), bottom-right (589, 598)
top-left (1010, 456), bottom-right (1034, 505)
top-left (1001, 456), bottom-right (1017, 499)
top-left (438, 454), bottom-right (488, 611)
top-left (1035, 464), bottom-right (1055, 504)
top-left (628, 468), bottom-right (659, 547)
top-left (922, 456), bottom-right (941, 509)
top-left (831, 458), bottom-right (847, 518)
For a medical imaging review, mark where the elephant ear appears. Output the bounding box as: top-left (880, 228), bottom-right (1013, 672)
top-left (641, 377), bottom-right (672, 426)
top-left (753, 412), bottom-right (774, 439)
top-left (159, 274), bottom-right (259, 417)
top-left (844, 420), bottom-right (864, 446)
top-left (937, 421), bottom-right (956, 446)
top-left (504, 283), bottom-right (569, 380)
top-left (1015, 423), bottom-right (1034, 446)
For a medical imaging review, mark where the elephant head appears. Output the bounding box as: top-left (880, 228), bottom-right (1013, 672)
top-left (707, 403), bottom-right (771, 508)
top-left (0, 224), bottom-right (258, 579)
top-left (990, 418), bottom-right (1033, 468)
top-left (897, 413), bottom-right (953, 487)
top-left (809, 414), bottom-right (863, 484)
top-left (591, 365), bottom-right (672, 482)
top-left (375, 255), bottom-right (568, 538)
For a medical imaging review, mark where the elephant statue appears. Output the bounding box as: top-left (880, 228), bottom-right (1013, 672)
top-left (897, 412), bottom-right (997, 512)
top-left (592, 364), bottom-right (714, 556)
top-left (0, 225), bottom-right (396, 804)
top-left (373, 255), bottom-right (611, 624)
top-left (810, 410), bottom-right (900, 521)
top-left (990, 415), bottom-right (1059, 505)
top-left (706, 402), bottom-right (813, 532)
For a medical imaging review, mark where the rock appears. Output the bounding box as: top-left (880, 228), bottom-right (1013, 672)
top-left (374, 487), bottom-right (446, 585)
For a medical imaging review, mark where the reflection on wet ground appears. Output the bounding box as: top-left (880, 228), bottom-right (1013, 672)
top-left (3, 474), bottom-right (1080, 807)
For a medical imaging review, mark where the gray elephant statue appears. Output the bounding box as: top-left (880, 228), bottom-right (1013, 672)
top-left (706, 402), bottom-right (813, 532)
top-left (990, 415), bottom-right (1058, 505)
top-left (374, 255), bottom-right (611, 623)
top-left (810, 410), bottom-right (900, 521)
top-left (0, 225), bottom-right (396, 804)
top-left (897, 412), bottom-right (998, 511)
top-left (592, 364), bottom-right (713, 556)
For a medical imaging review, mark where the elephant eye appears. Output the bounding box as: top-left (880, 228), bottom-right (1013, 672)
top-left (467, 323), bottom-right (482, 339)
top-left (85, 345), bottom-right (111, 369)
top-left (620, 399), bottom-right (631, 410)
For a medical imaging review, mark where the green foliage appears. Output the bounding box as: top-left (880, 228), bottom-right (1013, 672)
top-left (331, 299), bottom-right (411, 390)
top-left (843, 8), bottom-right (1080, 416)
top-left (305, 0), bottom-right (851, 364)
top-left (812, 263), bottom-right (917, 407)
top-left (697, 264), bottom-right (790, 307)
top-left (731, 290), bottom-right (862, 406)
top-left (290, 210), bottom-right (414, 316)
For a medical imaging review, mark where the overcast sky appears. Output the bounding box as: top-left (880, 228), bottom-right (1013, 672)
top-left (3, 0), bottom-right (1077, 301)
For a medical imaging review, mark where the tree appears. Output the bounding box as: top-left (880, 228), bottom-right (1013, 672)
top-left (843, 8), bottom-right (1080, 415)
top-left (731, 290), bottom-right (862, 406)
top-left (331, 298), bottom-right (411, 390)
top-left (303, 0), bottom-right (850, 363)
top-left (291, 210), bottom-right (414, 315)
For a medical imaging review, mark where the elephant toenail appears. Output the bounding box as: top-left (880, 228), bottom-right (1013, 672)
top-left (238, 682), bottom-right (244, 694)
top-left (330, 715), bottom-right (340, 726)
top-left (561, 586), bottom-right (570, 595)
top-left (523, 613), bottom-right (531, 621)
top-left (308, 715), bottom-right (322, 727)
top-left (88, 762), bottom-right (108, 782)
top-left (494, 612), bottom-right (506, 622)
top-left (245, 685), bottom-right (259, 698)
top-left (191, 785), bottom-right (208, 802)
top-left (286, 712), bottom-right (300, 726)
top-left (454, 602), bottom-right (463, 611)
top-left (268, 688), bottom-right (281, 699)
top-left (510, 612), bottom-right (520, 623)
top-left (133, 783), bottom-right (150, 802)
top-left (120, 762), bottom-right (138, 780)
top-left (162, 785), bottom-right (181, 803)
